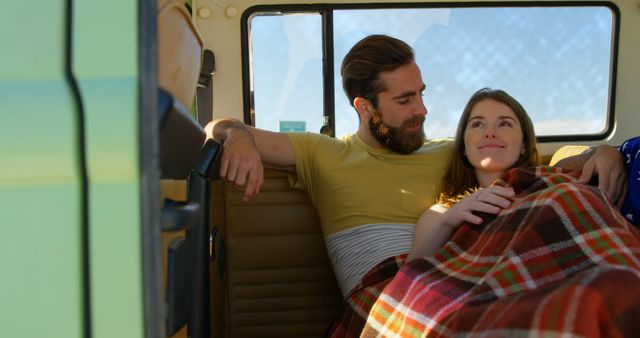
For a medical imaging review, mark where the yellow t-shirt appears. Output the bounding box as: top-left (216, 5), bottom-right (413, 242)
top-left (287, 132), bottom-right (453, 237)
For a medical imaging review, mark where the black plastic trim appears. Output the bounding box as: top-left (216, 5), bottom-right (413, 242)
top-left (322, 10), bottom-right (336, 137)
top-left (139, 0), bottom-right (165, 337)
top-left (240, 12), bottom-right (252, 125)
top-left (197, 50), bottom-right (216, 127)
top-left (162, 200), bottom-right (201, 232)
top-left (240, 1), bottom-right (620, 142)
top-left (64, 0), bottom-right (91, 337)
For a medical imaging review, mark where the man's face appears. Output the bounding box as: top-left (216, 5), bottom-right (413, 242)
top-left (369, 108), bottom-right (425, 154)
top-left (368, 62), bottom-right (427, 154)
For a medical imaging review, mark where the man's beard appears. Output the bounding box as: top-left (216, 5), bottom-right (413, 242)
top-left (369, 109), bottom-right (426, 154)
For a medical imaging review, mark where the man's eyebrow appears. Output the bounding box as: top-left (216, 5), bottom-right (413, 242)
top-left (391, 84), bottom-right (426, 100)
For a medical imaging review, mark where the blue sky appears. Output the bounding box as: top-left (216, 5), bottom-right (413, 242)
top-left (251, 6), bottom-right (613, 138)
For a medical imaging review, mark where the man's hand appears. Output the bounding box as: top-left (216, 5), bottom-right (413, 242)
top-left (207, 119), bottom-right (265, 202)
top-left (219, 127), bottom-right (264, 201)
top-left (578, 145), bottom-right (627, 208)
top-left (207, 118), bottom-right (296, 202)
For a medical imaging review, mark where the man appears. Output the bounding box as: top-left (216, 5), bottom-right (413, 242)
top-left (208, 34), bottom-right (626, 332)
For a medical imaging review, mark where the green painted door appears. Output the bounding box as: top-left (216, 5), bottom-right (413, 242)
top-left (0, 0), bottom-right (147, 337)
top-left (0, 1), bottom-right (84, 337)
top-left (73, 1), bottom-right (145, 338)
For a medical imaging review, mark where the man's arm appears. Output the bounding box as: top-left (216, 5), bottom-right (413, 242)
top-left (554, 145), bottom-right (627, 208)
top-left (205, 118), bottom-right (296, 201)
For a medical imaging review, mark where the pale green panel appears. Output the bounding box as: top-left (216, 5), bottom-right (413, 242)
top-left (73, 0), bottom-right (137, 78)
top-left (81, 78), bottom-right (138, 182)
top-left (73, 2), bottom-right (143, 338)
top-left (0, 0), bottom-right (83, 331)
top-left (79, 78), bottom-right (142, 338)
top-left (0, 0), bottom-right (65, 80)
top-left (0, 81), bottom-right (77, 185)
top-left (90, 182), bottom-right (143, 338)
top-left (0, 185), bottom-right (82, 338)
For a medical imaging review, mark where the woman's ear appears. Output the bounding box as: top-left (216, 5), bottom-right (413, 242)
top-left (354, 97), bottom-right (373, 120)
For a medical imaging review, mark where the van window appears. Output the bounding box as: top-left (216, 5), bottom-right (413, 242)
top-left (245, 4), bottom-right (616, 140)
top-left (249, 13), bottom-right (324, 133)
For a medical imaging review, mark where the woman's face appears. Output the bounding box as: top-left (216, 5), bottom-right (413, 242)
top-left (463, 98), bottom-right (524, 177)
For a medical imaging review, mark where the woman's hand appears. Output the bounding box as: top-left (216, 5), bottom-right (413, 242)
top-left (441, 186), bottom-right (516, 227)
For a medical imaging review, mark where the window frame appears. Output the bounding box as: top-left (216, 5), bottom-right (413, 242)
top-left (240, 1), bottom-right (620, 142)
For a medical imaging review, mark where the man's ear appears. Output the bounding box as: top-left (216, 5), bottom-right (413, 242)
top-left (354, 97), bottom-right (373, 119)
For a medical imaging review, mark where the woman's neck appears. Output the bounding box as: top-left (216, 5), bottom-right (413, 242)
top-left (476, 170), bottom-right (503, 188)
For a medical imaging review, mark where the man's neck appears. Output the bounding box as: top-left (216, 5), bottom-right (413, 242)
top-left (357, 128), bottom-right (385, 149)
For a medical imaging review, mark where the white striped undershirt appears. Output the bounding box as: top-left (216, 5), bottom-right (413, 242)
top-left (325, 223), bottom-right (415, 297)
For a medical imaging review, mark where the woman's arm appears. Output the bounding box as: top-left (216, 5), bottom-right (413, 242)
top-left (408, 185), bottom-right (515, 261)
top-left (408, 204), bottom-right (457, 261)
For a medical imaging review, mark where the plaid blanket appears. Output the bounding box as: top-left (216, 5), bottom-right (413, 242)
top-left (361, 166), bottom-right (640, 337)
top-left (326, 255), bottom-right (406, 338)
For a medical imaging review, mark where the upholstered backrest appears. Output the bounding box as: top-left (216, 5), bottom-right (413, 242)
top-left (211, 169), bottom-right (343, 337)
top-left (548, 145), bottom-right (591, 166)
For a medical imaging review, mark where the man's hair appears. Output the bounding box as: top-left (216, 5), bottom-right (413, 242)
top-left (341, 34), bottom-right (415, 108)
top-left (439, 88), bottom-right (538, 205)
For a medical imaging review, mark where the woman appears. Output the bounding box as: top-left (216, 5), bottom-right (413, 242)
top-left (408, 87), bottom-right (538, 261)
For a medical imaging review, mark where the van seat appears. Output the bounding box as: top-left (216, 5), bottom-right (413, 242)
top-left (548, 145), bottom-right (591, 166)
top-left (211, 169), bottom-right (343, 337)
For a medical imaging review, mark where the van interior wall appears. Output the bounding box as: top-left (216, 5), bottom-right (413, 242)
top-left (191, 0), bottom-right (640, 160)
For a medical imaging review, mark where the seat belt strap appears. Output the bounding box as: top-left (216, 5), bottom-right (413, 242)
top-left (197, 49), bottom-right (216, 127)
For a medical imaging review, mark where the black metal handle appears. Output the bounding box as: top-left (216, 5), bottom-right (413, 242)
top-left (161, 199), bottom-right (201, 231)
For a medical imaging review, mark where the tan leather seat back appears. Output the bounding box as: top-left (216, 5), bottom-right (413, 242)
top-left (548, 145), bottom-right (591, 166)
top-left (211, 169), bottom-right (343, 337)
top-left (157, 0), bottom-right (203, 109)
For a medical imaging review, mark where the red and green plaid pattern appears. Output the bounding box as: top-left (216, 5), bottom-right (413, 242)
top-left (362, 166), bottom-right (640, 337)
top-left (325, 255), bottom-right (406, 338)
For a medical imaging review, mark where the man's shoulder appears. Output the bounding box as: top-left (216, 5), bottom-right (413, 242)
top-left (288, 131), bottom-right (344, 140)
top-left (288, 131), bottom-right (343, 145)
top-left (287, 132), bottom-right (347, 156)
